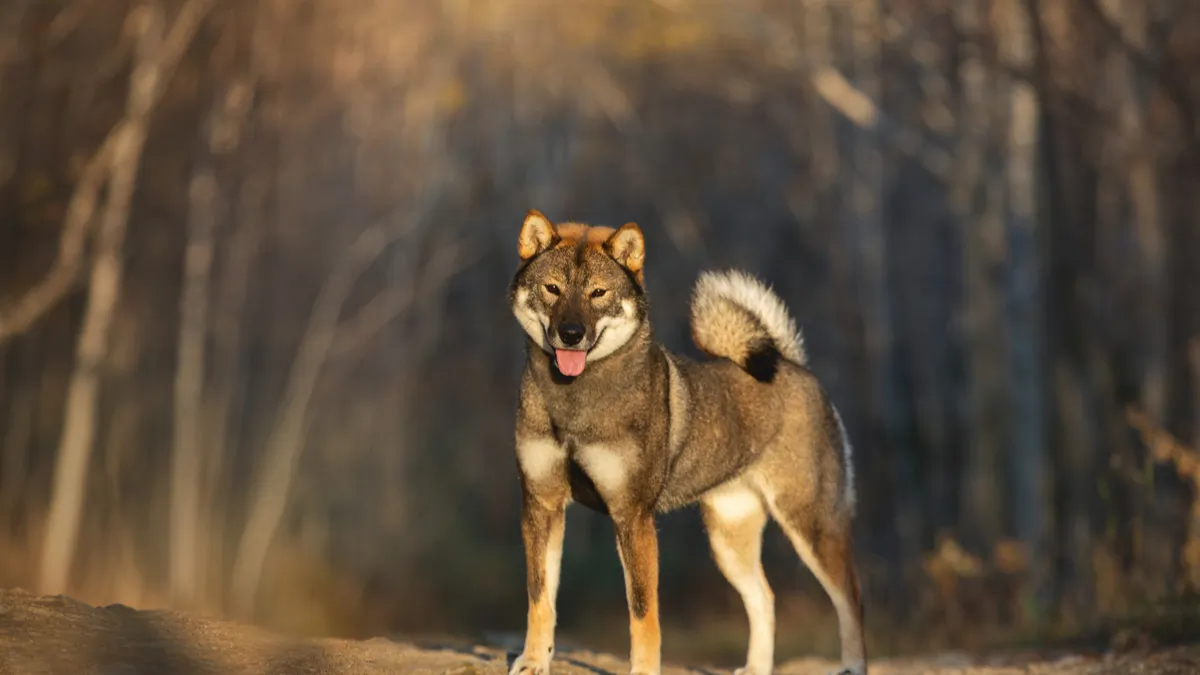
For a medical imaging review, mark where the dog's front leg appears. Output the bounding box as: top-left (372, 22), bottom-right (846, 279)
top-left (613, 509), bottom-right (661, 675)
top-left (510, 490), bottom-right (567, 675)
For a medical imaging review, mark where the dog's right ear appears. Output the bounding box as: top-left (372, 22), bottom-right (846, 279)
top-left (518, 209), bottom-right (557, 260)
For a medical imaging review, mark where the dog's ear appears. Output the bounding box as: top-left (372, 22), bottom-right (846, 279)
top-left (604, 222), bottom-right (645, 281)
top-left (518, 209), bottom-right (557, 260)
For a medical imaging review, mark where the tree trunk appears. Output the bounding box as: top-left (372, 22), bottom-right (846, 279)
top-left (38, 0), bottom-right (214, 596)
top-left (229, 220), bottom-right (413, 617)
top-left (201, 164), bottom-right (266, 600)
top-left (38, 124), bottom-right (145, 595)
top-left (196, 0), bottom-right (281, 605)
top-left (168, 169), bottom-right (218, 606)
top-left (998, 0), bottom-right (1049, 615)
top-left (844, 0), bottom-right (910, 582)
top-left (1, 343), bottom-right (36, 527)
top-left (954, 0), bottom-right (1009, 551)
top-left (1033, 0), bottom-right (1103, 613)
top-left (0, 0), bottom-right (33, 187)
top-left (170, 59), bottom-right (256, 607)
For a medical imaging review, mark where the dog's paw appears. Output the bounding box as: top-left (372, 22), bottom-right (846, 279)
top-left (733, 667), bottom-right (770, 675)
top-left (509, 653), bottom-right (550, 675)
top-left (825, 666), bottom-right (865, 675)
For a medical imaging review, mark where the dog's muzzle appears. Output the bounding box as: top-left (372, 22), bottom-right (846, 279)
top-left (557, 322), bottom-right (586, 346)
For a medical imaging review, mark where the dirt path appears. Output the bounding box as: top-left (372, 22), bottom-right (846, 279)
top-left (0, 588), bottom-right (1197, 674)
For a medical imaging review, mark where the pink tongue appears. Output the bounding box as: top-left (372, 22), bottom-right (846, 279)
top-left (555, 349), bottom-right (588, 376)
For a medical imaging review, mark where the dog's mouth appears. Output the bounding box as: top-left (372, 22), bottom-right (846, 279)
top-left (553, 348), bottom-right (588, 377)
top-left (548, 327), bottom-right (606, 377)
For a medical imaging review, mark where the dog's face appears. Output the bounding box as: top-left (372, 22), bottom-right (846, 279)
top-left (509, 210), bottom-right (648, 377)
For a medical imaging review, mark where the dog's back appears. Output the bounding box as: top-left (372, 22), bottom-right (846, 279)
top-left (654, 271), bottom-right (853, 517)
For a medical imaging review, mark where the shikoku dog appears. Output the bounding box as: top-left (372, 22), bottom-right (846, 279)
top-left (506, 210), bottom-right (866, 675)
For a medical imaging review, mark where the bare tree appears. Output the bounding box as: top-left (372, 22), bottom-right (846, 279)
top-left (229, 203), bottom-right (455, 616)
top-left (0, 1), bottom-right (33, 187)
top-left (954, 0), bottom-right (1009, 551)
top-left (1101, 0), bottom-right (1168, 422)
top-left (169, 66), bottom-right (255, 605)
top-left (0, 356), bottom-right (35, 521)
top-left (168, 140), bottom-right (219, 608)
top-left (0, 135), bottom-right (113, 344)
top-left (38, 0), bottom-right (214, 596)
top-left (999, 0), bottom-right (1048, 610)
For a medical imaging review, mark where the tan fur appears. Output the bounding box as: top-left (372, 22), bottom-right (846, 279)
top-left (604, 223), bottom-right (646, 282)
top-left (554, 222), bottom-right (616, 248)
top-left (702, 485), bottom-right (774, 675)
top-left (617, 513), bottom-right (662, 675)
top-left (508, 213), bottom-right (866, 675)
top-left (519, 211), bottom-right (557, 260)
top-left (691, 269), bottom-right (806, 366)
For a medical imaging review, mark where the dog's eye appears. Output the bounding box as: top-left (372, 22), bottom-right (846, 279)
top-left (544, 284), bottom-right (561, 296)
top-left (590, 288), bottom-right (607, 299)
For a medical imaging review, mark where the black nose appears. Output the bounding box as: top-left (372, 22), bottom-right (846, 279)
top-left (558, 323), bottom-right (586, 346)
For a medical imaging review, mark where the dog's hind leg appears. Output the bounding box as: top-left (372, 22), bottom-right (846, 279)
top-left (766, 497), bottom-right (867, 675)
top-left (701, 486), bottom-right (775, 675)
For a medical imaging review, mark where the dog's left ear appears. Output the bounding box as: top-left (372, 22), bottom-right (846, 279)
top-left (604, 222), bottom-right (645, 282)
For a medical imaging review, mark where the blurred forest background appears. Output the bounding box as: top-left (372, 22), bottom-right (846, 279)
top-left (1, 0), bottom-right (1199, 667)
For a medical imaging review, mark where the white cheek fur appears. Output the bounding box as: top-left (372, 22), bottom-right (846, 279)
top-left (587, 299), bottom-right (639, 362)
top-left (513, 288), bottom-right (553, 354)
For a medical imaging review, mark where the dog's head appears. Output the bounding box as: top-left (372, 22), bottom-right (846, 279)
top-left (508, 209), bottom-right (648, 377)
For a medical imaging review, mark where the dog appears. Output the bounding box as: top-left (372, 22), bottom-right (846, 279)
top-left (506, 210), bottom-right (866, 675)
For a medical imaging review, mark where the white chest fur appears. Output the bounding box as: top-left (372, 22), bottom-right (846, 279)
top-left (572, 443), bottom-right (631, 496)
top-left (516, 437), bottom-right (566, 483)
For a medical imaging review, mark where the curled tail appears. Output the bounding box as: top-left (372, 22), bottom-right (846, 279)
top-left (690, 269), bottom-right (806, 380)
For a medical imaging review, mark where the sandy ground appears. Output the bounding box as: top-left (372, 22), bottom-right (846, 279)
top-left (1, 588), bottom-right (1198, 675)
